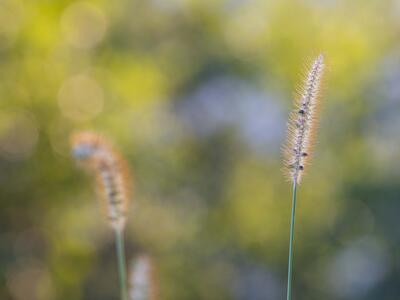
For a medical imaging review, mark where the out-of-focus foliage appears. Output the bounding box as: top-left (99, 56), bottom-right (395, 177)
top-left (1, 0), bottom-right (400, 299)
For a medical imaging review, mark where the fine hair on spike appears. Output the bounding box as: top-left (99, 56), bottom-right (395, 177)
top-left (283, 54), bottom-right (325, 184)
top-left (130, 255), bottom-right (158, 300)
top-left (70, 131), bottom-right (131, 231)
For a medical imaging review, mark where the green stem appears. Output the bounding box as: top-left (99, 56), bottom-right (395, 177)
top-left (286, 181), bottom-right (298, 300)
top-left (115, 229), bottom-right (128, 300)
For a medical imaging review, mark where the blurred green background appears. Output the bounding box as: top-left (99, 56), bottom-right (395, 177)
top-left (1, 0), bottom-right (399, 299)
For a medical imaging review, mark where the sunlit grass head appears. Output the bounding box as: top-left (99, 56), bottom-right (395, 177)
top-left (283, 54), bottom-right (326, 184)
top-left (282, 53), bottom-right (327, 300)
top-left (70, 131), bottom-right (131, 231)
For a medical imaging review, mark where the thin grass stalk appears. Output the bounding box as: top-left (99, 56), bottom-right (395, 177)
top-left (115, 229), bottom-right (128, 300)
top-left (286, 181), bottom-right (297, 300)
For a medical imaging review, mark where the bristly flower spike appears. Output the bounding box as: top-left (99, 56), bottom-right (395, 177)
top-left (71, 131), bottom-right (132, 300)
top-left (283, 54), bottom-right (325, 184)
top-left (71, 131), bottom-right (131, 232)
top-left (283, 54), bottom-right (327, 300)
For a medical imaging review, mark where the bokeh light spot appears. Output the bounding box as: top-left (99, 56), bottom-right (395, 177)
top-left (58, 74), bottom-right (104, 122)
top-left (0, 0), bottom-right (23, 49)
top-left (0, 111), bottom-right (38, 161)
top-left (60, 1), bottom-right (107, 49)
top-left (6, 261), bottom-right (53, 300)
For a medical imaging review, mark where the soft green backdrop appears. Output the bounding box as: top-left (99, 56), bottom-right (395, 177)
top-left (0, 0), bottom-right (399, 299)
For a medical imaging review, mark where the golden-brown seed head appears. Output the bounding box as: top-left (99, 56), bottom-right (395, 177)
top-left (283, 54), bottom-right (326, 184)
top-left (70, 131), bottom-right (131, 231)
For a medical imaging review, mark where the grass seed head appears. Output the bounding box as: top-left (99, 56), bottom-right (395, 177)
top-left (71, 131), bottom-right (131, 231)
top-left (283, 54), bottom-right (326, 184)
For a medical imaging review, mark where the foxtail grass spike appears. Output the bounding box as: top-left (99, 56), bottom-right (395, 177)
top-left (71, 131), bottom-right (131, 300)
top-left (130, 255), bottom-right (158, 300)
top-left (283, 54), bottom-right (326, 300)
top-left (283, 54), bottom-right (325, 184)
top-left (70, 131), bottom-right (131, 231)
